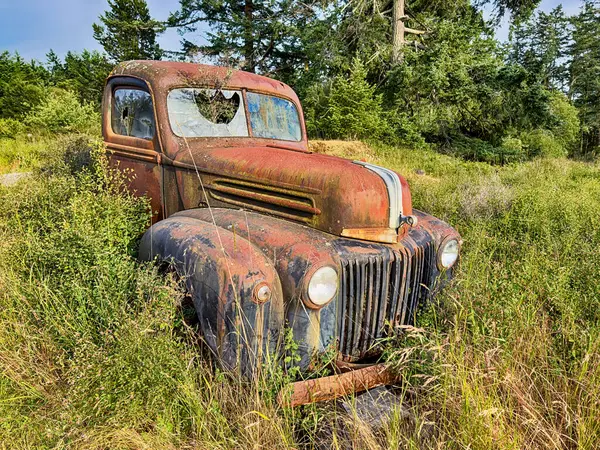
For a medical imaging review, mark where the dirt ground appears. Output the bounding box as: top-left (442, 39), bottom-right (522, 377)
top-left (0, 172), bottom-right (31, 187)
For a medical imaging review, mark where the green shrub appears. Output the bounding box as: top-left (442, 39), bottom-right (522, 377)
top-left (548, 91), bottom-right (580, 154)
top-left (500, 136), bottom-right (523, 155)
top-left (304, 59), bottom-right (391, 140)
top-left (521, 128), bottom-right (566, 158)
top-left (25, 87), bottom-right (100, 135)
top-left (448, 135), bottom-right (525, 164)
top-left (0, 52), bottom-right (47, 120)
top-left (0, 137), bottom-right (48, 173)
top-left (0, 118), bottom-right (25, 138)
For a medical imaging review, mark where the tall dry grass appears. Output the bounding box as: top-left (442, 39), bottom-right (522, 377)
top-left (1, 137), bottom-right (599, 448)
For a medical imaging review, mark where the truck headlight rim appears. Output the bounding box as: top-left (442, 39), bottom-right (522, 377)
top-left (304, 265), bottom-right (338, 309)
top-left (252, 282), bottom-right (272, 304)
top-left (438, 236), bottom-right (460, 270)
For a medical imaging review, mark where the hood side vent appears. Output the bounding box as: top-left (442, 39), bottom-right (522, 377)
top-left (207, 179), bottom-right (320, 223)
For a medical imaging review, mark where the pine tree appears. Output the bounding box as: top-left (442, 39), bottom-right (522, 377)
top-left (168, 0), bottom-right (326, 75)
top-left (47, 50), bottom-right (113, 106)
top-left (568, 0), bottom-right (600, 153)
top-left (93, 0), bottom-right (164, 62)
top-left (509, 6), bottom-right (570, 90)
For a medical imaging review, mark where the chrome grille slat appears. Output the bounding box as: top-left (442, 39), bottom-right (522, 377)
top-left (338, 241), bottom-right (436, 361)
top-left (360, 257), bottom-right (376, 355)
top-left (338, 260), bottom-right (349, 356)
top-left (398, 247), bottom-right (412, 325)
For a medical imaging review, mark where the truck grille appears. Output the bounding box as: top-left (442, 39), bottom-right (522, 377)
top-left (337, 240), bottom-right (436, 360)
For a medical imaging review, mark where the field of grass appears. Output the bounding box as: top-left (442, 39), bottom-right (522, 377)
top-left (1, 135), bottom-right (600, 449)
top-left (0, 137), bottom-right (51, 174)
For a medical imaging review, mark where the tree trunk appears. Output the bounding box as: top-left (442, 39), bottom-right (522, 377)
top-left (392, 0), bottom-right (405, 64)
top-left (244, 0), bottom-right (255, 72)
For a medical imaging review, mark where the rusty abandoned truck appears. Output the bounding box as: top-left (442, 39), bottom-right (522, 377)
top-left (103, 61), bottom-right (460, 397)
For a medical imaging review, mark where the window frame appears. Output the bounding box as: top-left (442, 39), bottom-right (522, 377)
top-left (103, 76), bottom-right (158, 153)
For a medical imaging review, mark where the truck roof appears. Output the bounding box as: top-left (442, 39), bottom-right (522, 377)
top-left (109, 60), bottom-right (300, 102)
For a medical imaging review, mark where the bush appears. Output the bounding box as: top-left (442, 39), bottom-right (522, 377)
top-left (0, 118), bottom-right (25, 138)
top-left (25, 87), bottom-right (99, 135)
top-left (304, 59), bottom-right (391, 140)
top-left (447, 135), bottom-right (525, 164)
top-left (521, 128), bottom-right (566, 158)
top-left (0, 137), bottom-right (48, 173)
top-left (500, 136), bottom-right (524, 155)
top-left (548, 91), bottom-right (580, 154)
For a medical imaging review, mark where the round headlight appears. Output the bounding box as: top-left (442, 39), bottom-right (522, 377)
top-left (306, 266), bottom-right (338, 308)
top-left (439, 238), bottom-right (460, 269)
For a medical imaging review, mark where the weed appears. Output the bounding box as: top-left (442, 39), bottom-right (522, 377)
top-left (2, 138), bottom-right (600, 448)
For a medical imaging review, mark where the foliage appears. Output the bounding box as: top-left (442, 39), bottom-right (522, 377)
top-left (93, 0), bottom-right (164, 62)
top-left (0, 137), bottom-right (48, 174)
top-left (568, 0), bottom-right (600, 155)
top-left (479, 0), bottom-right (542, 22)
top-left (509, 6), bottom-right (570, 90)
top-left (0, 52), bottom-right (47, 120)
top-left (520, 128), bottom-right (566, 158)
top-left (385, 13), bottom-right (507, 144)
top-left (304, 60), bottom-right (391, 140)
top-left (548, 91), bottom-right (580, 154)
top-left (0, 118), bottom-right (25, 139)
top-left (24, 88), bottom-right (100, 135)
top-left (169, 0), bottom-right (329, 76)
top-left (47, 49), bottom-right (113, 106)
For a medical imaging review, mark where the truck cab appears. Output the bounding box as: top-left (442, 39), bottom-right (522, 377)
top-left (102, 61), bottom-right (461, 377)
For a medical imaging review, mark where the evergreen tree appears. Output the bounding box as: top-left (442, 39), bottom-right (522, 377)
top-left (93, 0), bottom-right (164, 62)
top-left (0, 52), bottom-right (48, 120)
top-left (509, 6), bottom-right (570, 90)
top-left (168, 0), bottom-right (328, 75)
top-left (47, 50), bottom-right (113, 106)
top-left (479, 0), bottom-right (542, 22)
top-left (568, 0), bottom-right (600, 153)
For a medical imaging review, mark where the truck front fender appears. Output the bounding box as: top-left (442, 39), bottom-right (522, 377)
top-left (139, 215), bottom-right (285, 375)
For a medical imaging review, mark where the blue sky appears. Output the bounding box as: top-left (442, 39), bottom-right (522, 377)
top-left (0, 0), bottom-right (584, 63)
top-left (0, 0), bottom-right (182, 61)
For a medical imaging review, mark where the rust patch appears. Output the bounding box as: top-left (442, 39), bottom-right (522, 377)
top-left (277, 363), bottom-right (398, 407)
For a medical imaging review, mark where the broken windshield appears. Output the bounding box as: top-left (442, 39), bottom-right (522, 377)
top-left (167, 88), bottom-right (249, 138)
top-left (167, 88), bottom-right (302, 142)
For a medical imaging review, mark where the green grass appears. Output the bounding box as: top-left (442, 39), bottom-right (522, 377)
top-left (1, 136), bottom-right (600, 448)
top-left (0, 137), bottom-right (49, 174)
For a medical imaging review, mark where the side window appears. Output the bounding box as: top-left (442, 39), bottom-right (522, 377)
top-left (112, 88), bottom-right (155, 139)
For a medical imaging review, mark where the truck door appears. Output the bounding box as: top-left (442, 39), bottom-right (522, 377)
top-left (102, 77), bottom-right (164, 223)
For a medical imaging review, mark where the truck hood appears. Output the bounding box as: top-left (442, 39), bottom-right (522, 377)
top-left (169, 144), bottom-right (413, 243)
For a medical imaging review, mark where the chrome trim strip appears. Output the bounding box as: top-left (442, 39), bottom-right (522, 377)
top-left (353, 161), bottom-right (403, 229)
